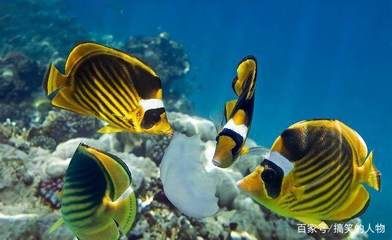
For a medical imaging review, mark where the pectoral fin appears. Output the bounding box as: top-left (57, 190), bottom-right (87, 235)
top-left (47, 217), bottom-right (64, 234)
top-left (224, 99), bottom-right (237, 121)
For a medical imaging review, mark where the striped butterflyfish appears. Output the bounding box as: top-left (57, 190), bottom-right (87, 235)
top-left (48, 143), bottom-right (137, 240)
top-left (212, 56), bottom-right (257, 168)
top-left (43, 42), bottom-right (173, 135)
top-left (237, 119), bottom-right (381, 229)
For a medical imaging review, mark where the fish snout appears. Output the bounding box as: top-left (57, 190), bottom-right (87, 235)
top-left (237, 166), bottom-right (265, 196)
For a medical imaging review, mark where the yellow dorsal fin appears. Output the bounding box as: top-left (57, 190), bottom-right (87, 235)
top-left (65, 42), bottom-right (107, 73)
top-left (224, 99), bottom-right (237, 121)
top-left (47, 217), bottom-right (64, 234)
top-left (360, 151), bottom-right (381, 191)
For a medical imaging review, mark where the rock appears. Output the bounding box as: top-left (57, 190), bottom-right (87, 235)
top-left (28, 110), bottom-right (102, 150)
top-left (168, 112), bottom-right (217, 141)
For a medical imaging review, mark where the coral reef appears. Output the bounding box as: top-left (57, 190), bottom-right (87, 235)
top-left (36, 177), bottom-right (64, 210)
top-left (27, 110), bottom-right (102, 150)
top-left (0, 113), bottom-right (368, 240)
top-left (0, 0), bottom-right (87, 65)
top-left (0, 52), bottom-right (42, 102)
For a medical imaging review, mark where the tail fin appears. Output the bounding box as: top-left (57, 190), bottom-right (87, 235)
top-left (361, 151), bottom-right (381, 191)
top-left (43, 64), bottom-right (67, 96)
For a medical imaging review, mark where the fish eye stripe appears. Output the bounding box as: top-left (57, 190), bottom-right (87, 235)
top-left (140, 99), bottom-right (164, 111)
top-left (223, 119), bottom-right (248, 139)
top-left (218, 128), bottom-right (244, 154)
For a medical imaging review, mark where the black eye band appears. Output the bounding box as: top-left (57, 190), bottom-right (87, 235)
top-left (217, 128), bottom-right (244, 155)
top-left (141, 108), bottom-right (165, 129)
top-left (260, 159), bottom-right (284, 198)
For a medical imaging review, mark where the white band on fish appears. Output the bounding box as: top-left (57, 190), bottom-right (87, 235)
top-left (268, 151), bottom-right (294, 176)
top-left (224, 119), bottom-right (248, 139)
top-left (140, 99), bottom-right (164, 111)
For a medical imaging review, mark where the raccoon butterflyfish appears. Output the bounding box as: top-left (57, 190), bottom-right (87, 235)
top-left (43, 42), bottom-right (173, 135)
top-left (48, 143), bottom-right (137, 240)
top-left (237, 119), bottom-right (381, 229)
top-left (212, 56), bottom-right (257, 168)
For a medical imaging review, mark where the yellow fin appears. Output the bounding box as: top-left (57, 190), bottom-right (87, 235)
top-left (239, 146), bottom-right (249, 155)
top-left (291, 185), bottom-right (305, 201)
top-left (65, 42), bottom-right (107, 73)
top-left (224, 99), bottom-right (237, 121)
top-left (43, 64), bottom-right (67, 96)
top-left (51, 87), bottom-right (92, 116)
top-left (329, 185), bottom-right (369, 221)
top-left (295, 216), bottom-right (328, 230)
top-left (47, 217), bottom-right (64, 234)
top-left (76, 219), bottom-right (120, 240)
top-left (360, 151), bottom-right (381, 191)
top-left (105, 186), bottom-right (138, 234)
top-left (98, 124), bottom-right (125, 134)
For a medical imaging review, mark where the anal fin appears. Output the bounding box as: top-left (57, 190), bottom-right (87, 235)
top-left (51, 87), bottom-right (92, 116)
top-left (98, 124), bottom-right (124, 134)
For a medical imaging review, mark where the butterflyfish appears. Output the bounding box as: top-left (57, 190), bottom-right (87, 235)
top-left (44, 42), bottom-right (173, 135)
top-left (212, 56), bottom-right (257, 168)
top-left (49, 143), bottom-right (137, 240)
top-left (237, 119), bottom-right (381, 229)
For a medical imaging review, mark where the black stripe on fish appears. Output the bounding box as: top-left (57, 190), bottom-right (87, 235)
top-left (88, 59), bottom-right (133, 114)
top-left (141, 108), bottom-right (165, 129)
top-left (295, 148), bottom-right (341, 184)
top-left (260, 159), bottom-right (284, 198)
top-left (217, 128), bottom-right (244, 155)
top-left (98, 55), bottom-right (139, 109)
top-left (62, 201), bottom-right (98, 215)
top-left (291, 147), bottom-right (353, 213)
top-left (76, 76), bottom-right (129, 129)
top-left (101, 58), bottom-right (138, 109)
top-left (80, 69), bottom-right (126, 118)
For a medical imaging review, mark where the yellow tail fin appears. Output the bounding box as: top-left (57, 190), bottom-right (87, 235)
top-left (361, 151), bottom-right (381, 191)
top-left (43, 64), bottom-right (67, 96)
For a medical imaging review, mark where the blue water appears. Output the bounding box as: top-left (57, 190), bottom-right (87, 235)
top-left (64, 1), bottom-right (392, 238)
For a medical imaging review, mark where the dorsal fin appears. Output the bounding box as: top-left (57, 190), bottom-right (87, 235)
top-left (224, 99), bottom-right (237, 121)
top-left (232, 56), bottom-right (257, 97)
